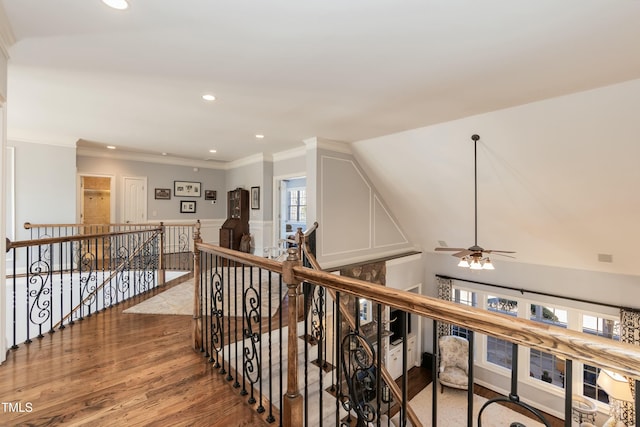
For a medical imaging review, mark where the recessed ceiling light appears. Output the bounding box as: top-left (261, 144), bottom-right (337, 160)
top-left (209, 149), bottom-right (217, 153)
top-left (161, 152), bottom-right (167, 156)
top-left (202, 94), bottom-right (216, 102)
top-left (255, 134), bottom-right (265, 139)
top-left (106, 145), bottom-right (116, 150)
top-left (101, 0), bottom-right (129, 10)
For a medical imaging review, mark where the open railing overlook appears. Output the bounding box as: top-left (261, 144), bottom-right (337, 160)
top-left (4, 221), bottom-right (640, 426)
top-left (192, 224), bottom-right (640, 427)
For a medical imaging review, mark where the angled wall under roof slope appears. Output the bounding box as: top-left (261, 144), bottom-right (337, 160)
top-left (304, 137), bottom-right (416, 269)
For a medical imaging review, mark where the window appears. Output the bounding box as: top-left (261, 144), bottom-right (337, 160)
top-left (486, 296), bottom-right (517, 369)
top-left (451, 289), bottom-right (476, 339)
top-left (582, 315), bottom-right (620, 403)
top-left (448, 280), bottom-right (621, 406)
top-left (288, 189), bottom-right (306, 222)
top-left (529, 304), bottom-right (567, 388)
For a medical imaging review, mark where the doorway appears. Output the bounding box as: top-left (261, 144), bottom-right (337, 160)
top-left (122, 176), bottom-right (147, 224)
top-left (274, 175), bottom-right (306, 252)
top-left (79, 175), bottom-right (114, 267)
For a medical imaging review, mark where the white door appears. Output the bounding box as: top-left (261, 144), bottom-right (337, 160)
top-left (123, 177), bottom-right (147, 224)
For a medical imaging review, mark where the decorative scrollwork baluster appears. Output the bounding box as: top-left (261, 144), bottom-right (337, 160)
top-left (28, 259), bottom-right (52, 338)
top-left (340, 331), bottom-right (378, 427)
top-left (243, 267), bottom-right (261, 405)
top-left (210, 268), bottom-right (224, 368)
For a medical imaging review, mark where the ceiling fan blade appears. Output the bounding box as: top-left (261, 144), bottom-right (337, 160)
top-left (452, 250), bottom-right (473, 258)
top-left (434, 247), bottom-right (468, 252)
top-left (490, 253), bottom-right (516, 259)
top-left (484, 250), bottom-right (516, 254)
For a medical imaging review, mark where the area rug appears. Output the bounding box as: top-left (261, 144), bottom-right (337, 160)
top-left (124, 271), bottom-right (285, 317)
top-left (405, 384), bottom-right (545, 427)
top-left (123, 281), bottom-right (193, 315)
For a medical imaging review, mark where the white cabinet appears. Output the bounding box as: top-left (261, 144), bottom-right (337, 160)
top-left (386, 335), bottom-right (417, 380)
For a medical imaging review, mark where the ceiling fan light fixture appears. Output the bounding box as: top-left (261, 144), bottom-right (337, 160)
top-left (469, 258), bottom-right (483, 270)
top-left (458, 258), bottom-right (470, 268)
top-left (482, 258), bottom-right (495, 270)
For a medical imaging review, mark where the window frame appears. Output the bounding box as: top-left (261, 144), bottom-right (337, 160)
top-left (449, 281), bottom-right (620, 411)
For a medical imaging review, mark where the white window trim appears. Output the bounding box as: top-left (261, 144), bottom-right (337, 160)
top-left (450, 281), bottom-right (619, 415)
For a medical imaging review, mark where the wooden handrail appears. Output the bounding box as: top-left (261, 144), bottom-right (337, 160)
top-left (195, 242), bottom-right (284, 274)
top-left (24, 222), bottom-right (196, 229)
top-left (7, 228), bottom-right (163, 250)
top-left (293, 266), bottom-right (640, 380)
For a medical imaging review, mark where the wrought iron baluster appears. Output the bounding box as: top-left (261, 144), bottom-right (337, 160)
top-left (478, 342), bottom-right (551, 427)
top-left (232, 261), bottom-right (239, 387)
top-left (340, 329), bottom-right (377, 427)
top-left (210, 256), bottom-right (224, 366)
top-left (279, 273), bottom-right (284, 425)
top-left (266, 271), bottom-right (275, 423)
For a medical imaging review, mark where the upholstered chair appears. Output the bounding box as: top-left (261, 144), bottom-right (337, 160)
top-left (438, 335), bottom-right (470, 393)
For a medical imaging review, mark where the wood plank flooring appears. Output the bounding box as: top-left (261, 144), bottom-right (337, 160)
top-left (0, 282), bottom-right (270, 427)
top-left (1, 277), bottom-right (566, 427)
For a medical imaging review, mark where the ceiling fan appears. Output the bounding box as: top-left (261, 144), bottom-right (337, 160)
top-left (434, 134), bottom-right (515, 270)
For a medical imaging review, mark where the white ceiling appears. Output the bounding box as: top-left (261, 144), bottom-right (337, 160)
top-left (3, 0), bottom-right (640, 163)
top-left (3, 1), bottom-right (640, 279)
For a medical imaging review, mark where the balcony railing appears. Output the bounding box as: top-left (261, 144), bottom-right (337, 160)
top-left (192, 223), bottom-right (640, 427)
top-left (5, 221), bottom-right (198, 350)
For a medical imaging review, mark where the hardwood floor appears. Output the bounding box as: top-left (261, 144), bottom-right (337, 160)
top-left (0, 282), bottom-right (271, 427)
top-left (1, 278), bottom-right (565, 427)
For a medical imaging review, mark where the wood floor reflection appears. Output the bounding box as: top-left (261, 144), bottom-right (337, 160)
top-left (0, 281), bottom-right (270, 427)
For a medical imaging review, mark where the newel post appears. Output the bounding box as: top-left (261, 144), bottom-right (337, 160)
top-left (158, 222), bottom-right (166, 286)
top-left (192, 220), bottom-right (203, 351)
top-left (282, 246), bottom-right (303, 427)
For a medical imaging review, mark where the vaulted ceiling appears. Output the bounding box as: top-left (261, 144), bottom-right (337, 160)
top-left (4, 1), bottom-right (640, 162)
top-left (2, 1), bottom-right (640, 277)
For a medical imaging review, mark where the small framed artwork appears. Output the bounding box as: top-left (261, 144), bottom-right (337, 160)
top-left (154, 188), bottom-right (171, 200)
top-left (174, 181), bottom-right (201, 197)
top-left (180, 200), bottom-right (196, 213)
top-left (251, 186), bottom-right (260, 210)
top-left (204, 190), bottom-right (217, 201)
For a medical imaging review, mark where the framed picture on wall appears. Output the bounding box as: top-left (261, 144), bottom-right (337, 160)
top-left (154, 188), bottom-right (171, 200)
top-left (174, 181), bottom-right (201, 197)
top-left (180, 200), bottom-right (196, 213)
top-left (251, 186), bottom-right (260, 210)
top-left (204, 190), bottom-right (217, 201)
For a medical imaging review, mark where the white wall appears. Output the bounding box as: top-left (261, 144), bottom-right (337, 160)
top-left (307, 138), bottom-right (417, 269)
top-left (77, 155), bottom-right (227, 223)
top-left (12, 141), bottom-right (76, 240)
top-left (349, 79), bottom-right (640, 420)
top-left (0, 45), bottom-right (7, 364)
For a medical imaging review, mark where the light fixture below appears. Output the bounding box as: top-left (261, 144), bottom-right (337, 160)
top-left (458, 254), bottom-right (494, 270)
top-left (435, 134), bottom-right (516, 270)
top-left (101, 0), bottom-right (129, 10)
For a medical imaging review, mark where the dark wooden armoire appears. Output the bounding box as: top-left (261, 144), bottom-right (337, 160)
top-left (219, 188), bottom-right (249, 251)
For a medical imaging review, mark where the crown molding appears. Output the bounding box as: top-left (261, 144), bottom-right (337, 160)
top-left (8, 135), bottom-right (77, 149)
top-left (272, 145), bottom-right (306, 162)
top-left (0, 3), bottom-right (16, 59)
top-left (77, 146), bottom-right (228, 169)
top-left (303, 137), bottom-right (352, 155)
top-left (227, 152), bottom-right (273, 169)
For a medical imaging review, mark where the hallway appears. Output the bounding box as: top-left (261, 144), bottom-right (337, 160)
top-left (0, 284), bottom-right (268, 426)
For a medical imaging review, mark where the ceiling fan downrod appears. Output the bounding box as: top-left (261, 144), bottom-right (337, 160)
top-left (472, 134), bottom-right (480, 248)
